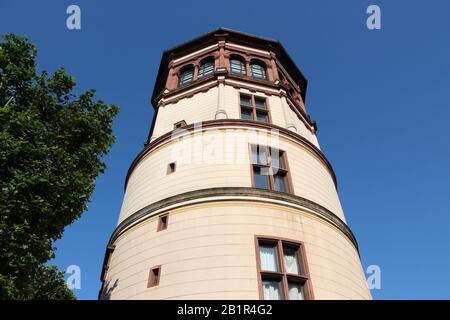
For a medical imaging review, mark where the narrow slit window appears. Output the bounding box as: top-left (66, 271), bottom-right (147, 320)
top-left (167, 162), bottom-right (176, 174)
top-left (147, 266), bottom-right (161, 288)
top-left (157, 214), bottom-right (169, 231)
top-left (173, 120), bottom-right (187, 129)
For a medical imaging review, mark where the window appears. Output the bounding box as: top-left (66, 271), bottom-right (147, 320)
top-left (230, 56), bottom-right (246, 76)
top-left (147, 266), bottom-right (161, 288)
top-left (240, 94), bottom-right (270, 123)
top-left (167, 162), bottom-right (176, 175)
top-left (251, 62), bottom-right (267, 80)
top-left (157, 214), bottom-right (169, 231)
top-left (250, 145), bottom-right (291, 193)
top-left (100, 245), bottom-right (115, 283)
top-left (256, 238), bottom-right (312, 300)
top-left (173, 120), bottom-right (187, 129)
top-left (178, 66), bottom-right (194, 86)
top-left (198, 59), bottom-right (214, 78)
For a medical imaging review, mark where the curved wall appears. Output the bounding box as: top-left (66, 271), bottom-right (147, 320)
top-left (105, 201), bottom-right (370, 300)
top-left (151, 85), bottom-right (319, 148)
top-left (119, 125), bottom-right (342, 224)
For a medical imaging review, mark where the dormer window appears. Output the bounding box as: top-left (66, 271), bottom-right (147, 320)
top-left (178, 66), bottom-right (194, 86)
top-left (251, 61), bottom-right (267, 80)
top-left (230, 56), bottom-right (246, 76)
top-left (198, 58), bottom-right (214, 78)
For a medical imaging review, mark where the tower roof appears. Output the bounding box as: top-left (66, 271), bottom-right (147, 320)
top-left (151, 27), bottom-right (308, 107)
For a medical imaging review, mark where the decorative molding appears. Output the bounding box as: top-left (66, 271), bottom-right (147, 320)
top-left (108, 187), bottom-right (359, 253)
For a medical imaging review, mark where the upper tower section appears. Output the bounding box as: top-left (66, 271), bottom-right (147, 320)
top-left (148, 28), bottom-right (318, 146)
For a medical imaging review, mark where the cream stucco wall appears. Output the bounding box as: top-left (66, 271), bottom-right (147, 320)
top-left (151, 84), bottom-right (320, 148)
top-left (119, 126), bottom-right (342, 224)
top-left (105, 202), bottom-right (370, 300)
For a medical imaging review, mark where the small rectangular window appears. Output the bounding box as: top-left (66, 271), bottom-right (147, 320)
top-left (147, 266), bottom-right (161, 288)
top-left (174, 120), bottom-right (187, 129)
top-left (157, 214), bottom-right (169, 232)
top-left (167, 162), bottom-right (176, 174)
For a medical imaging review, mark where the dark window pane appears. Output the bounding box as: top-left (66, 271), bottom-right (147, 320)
top-left (241, 108), bottom-right (253, 120)
top-left (255, 98), bottom-right (266, 109)
top-left (240, 95), bottom-right (252, 107)
top-left (230, 59), bottom-right (246, 75)
top-left (256, 111), bottom-right (268, 123)
top-left (273, 173), bottom-right (287, 192)
top-left (251, 63), bottom-right (266, 80)
top-left (253, 167), bottom-right (270, 189)
top-left (179, 68), bottom-right (194, 85)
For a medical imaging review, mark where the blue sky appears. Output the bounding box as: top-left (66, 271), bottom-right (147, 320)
top-left (1, 0), bottom-right (450, 300)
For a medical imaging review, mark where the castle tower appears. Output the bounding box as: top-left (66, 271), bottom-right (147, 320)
top-left (100, 28), bottom-right (371, 300)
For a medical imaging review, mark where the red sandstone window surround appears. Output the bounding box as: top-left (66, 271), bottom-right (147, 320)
top-left (255, 237), bottom-right (313, 300)
top-left (249, 144), bottom-right (293, 194)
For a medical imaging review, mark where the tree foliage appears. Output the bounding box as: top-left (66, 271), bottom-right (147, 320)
top-left (0, 34), bottom-right (119, 299)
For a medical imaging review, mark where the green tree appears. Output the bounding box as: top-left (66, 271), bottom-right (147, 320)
top-left (0, 34), bottom-right (119, 299)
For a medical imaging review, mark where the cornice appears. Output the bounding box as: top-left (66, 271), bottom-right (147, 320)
top-left (109, 187), bottom-right (359, 253)
top-left (156, 71), bottom-right (314, 130)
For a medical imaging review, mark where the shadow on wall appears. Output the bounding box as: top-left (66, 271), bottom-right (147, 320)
top-left (98, 279), bottom-right (119, 300)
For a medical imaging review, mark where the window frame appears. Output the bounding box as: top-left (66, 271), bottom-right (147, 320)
top-left (173, 120), bottom-right (187, 129)
top-left (248, 144), bottom-right (293, 194)
top-left (230, 56), bottom-right (247, 76)
top-left (239, 94), bottom-right (271, 124)
top-left (255, 236), bottom-right (313, 300)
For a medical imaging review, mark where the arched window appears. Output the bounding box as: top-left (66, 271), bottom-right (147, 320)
top-left (198, 58), bottom-right (214, 78)
top-left (251, 61), bottom-right (267, 80)
top-left (230, 56), bottom-right (246, 76)
top-left (178, 65), bottom-right (194, 86)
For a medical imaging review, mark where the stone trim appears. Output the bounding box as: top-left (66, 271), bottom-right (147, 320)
top-left (108, 187), bottom-right (359, 253)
